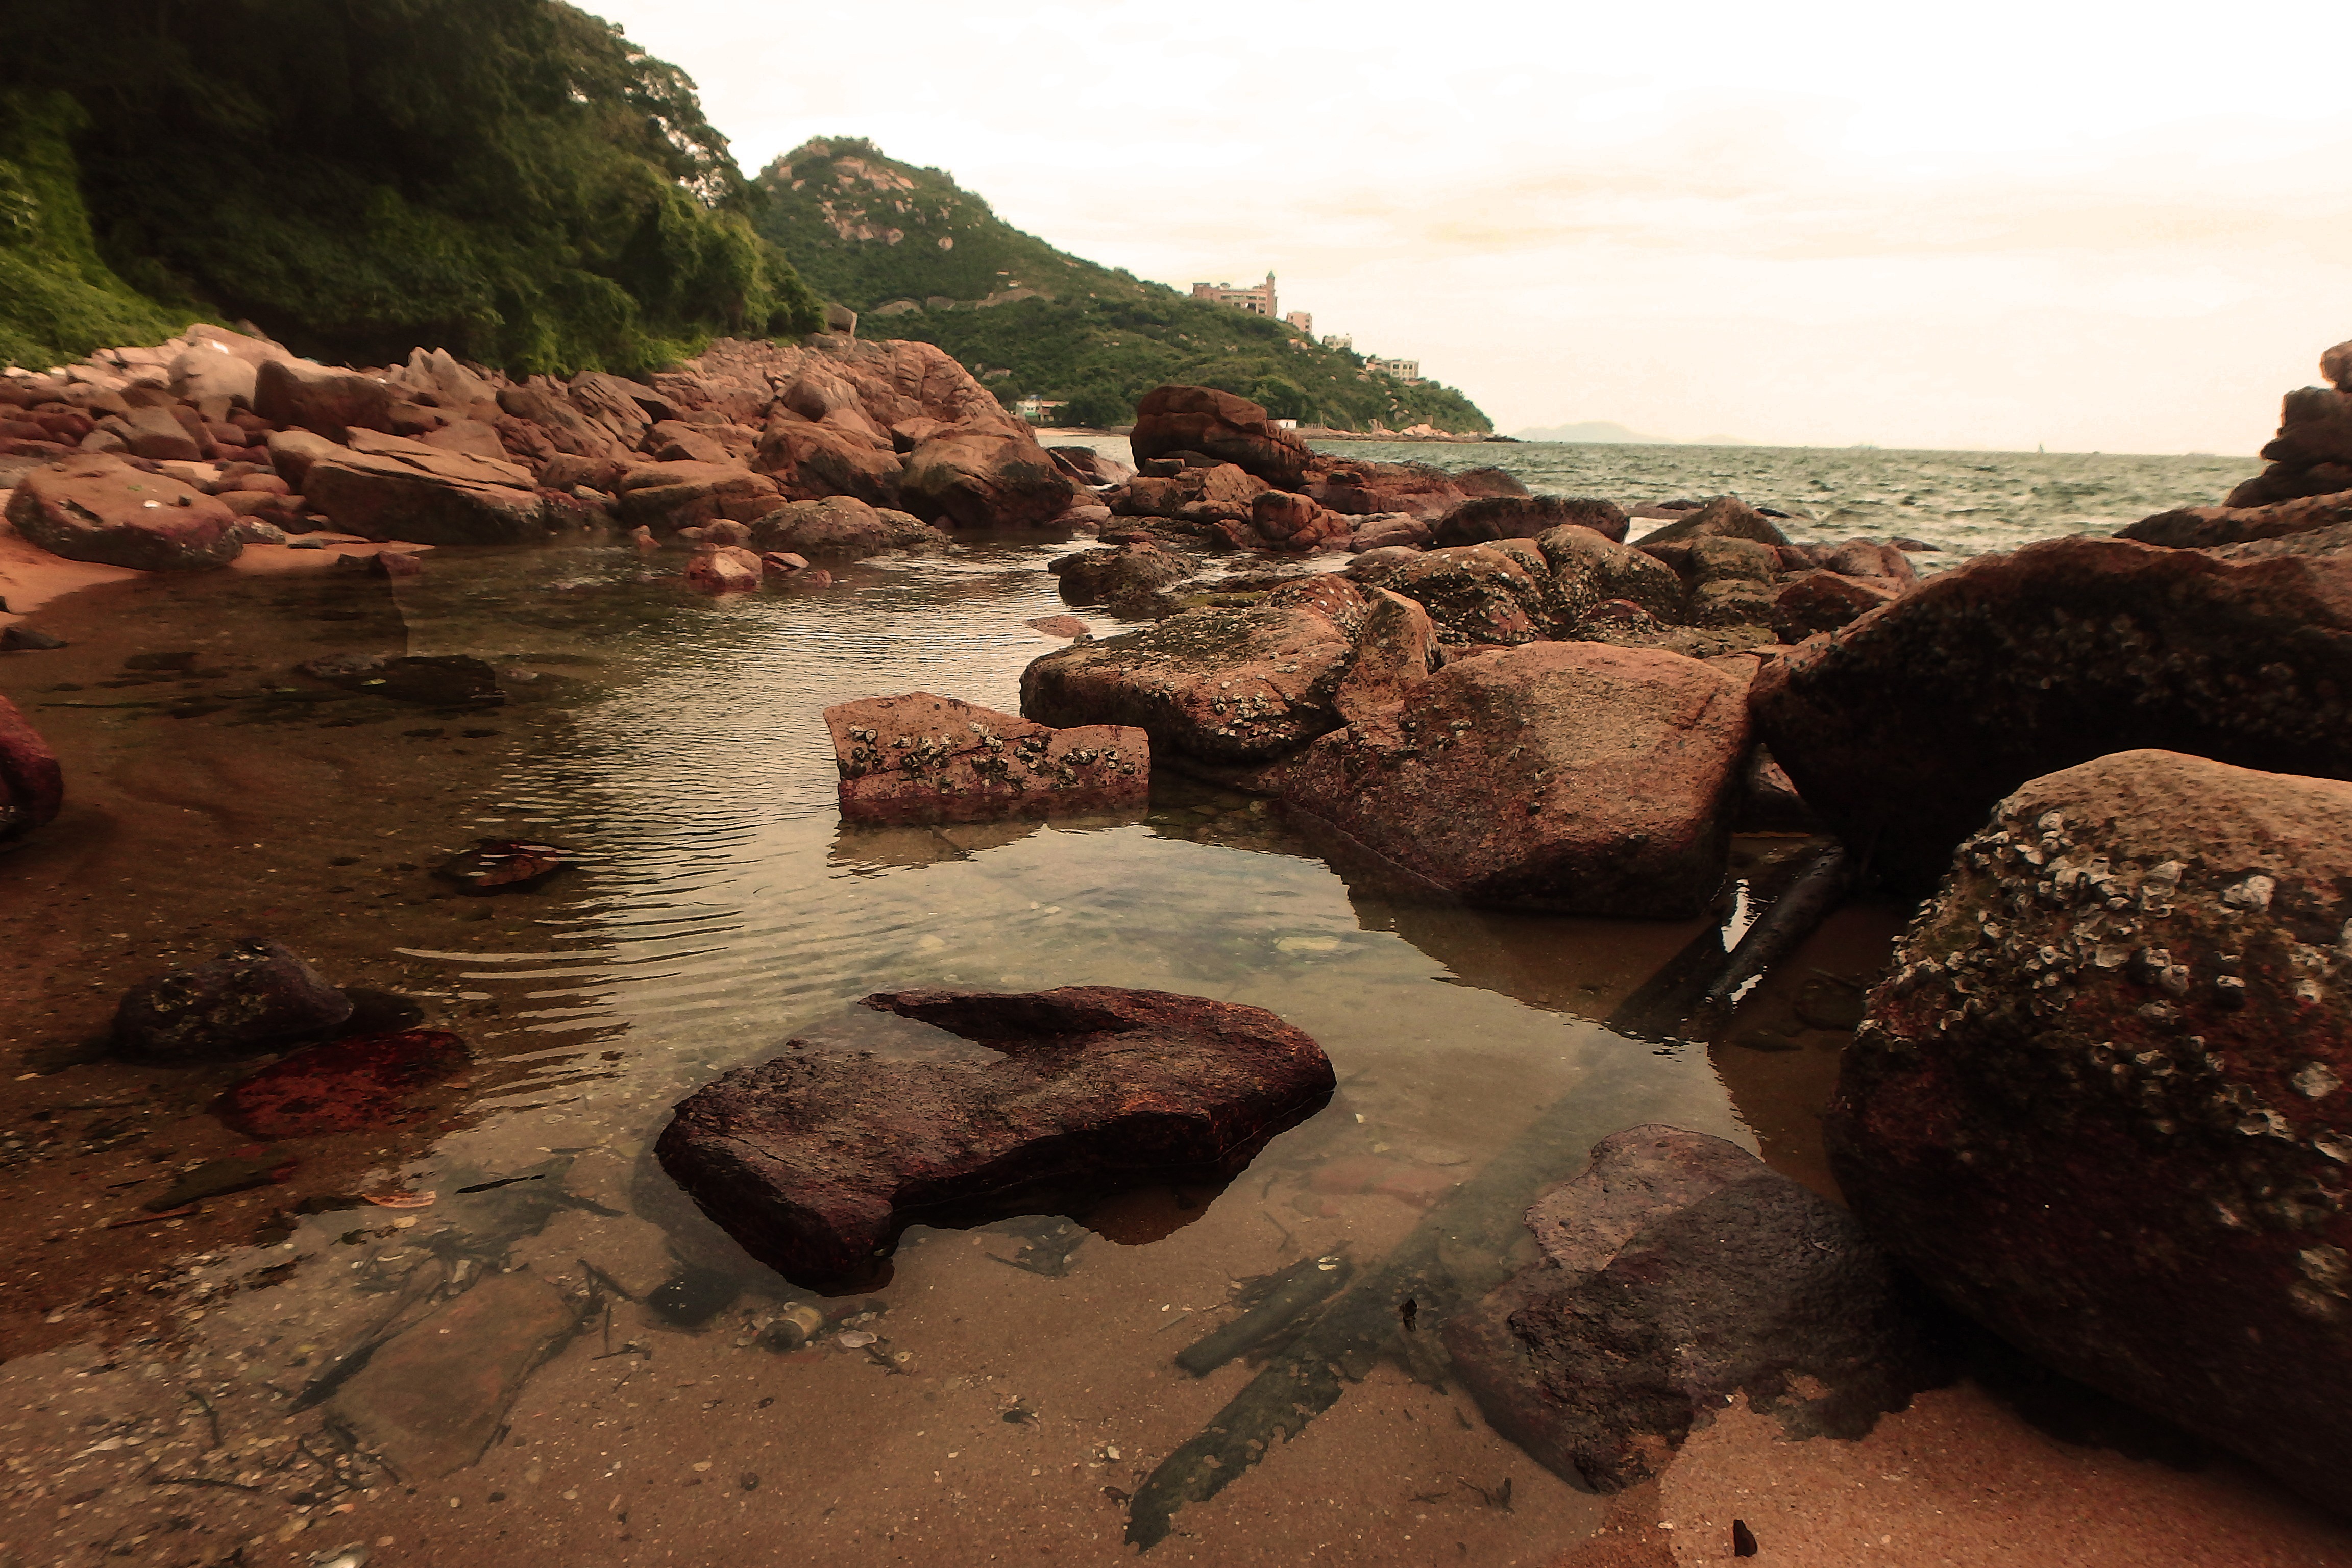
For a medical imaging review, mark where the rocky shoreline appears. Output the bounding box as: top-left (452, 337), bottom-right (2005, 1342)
top-left (3, 324), bottom-right (2350, 1559)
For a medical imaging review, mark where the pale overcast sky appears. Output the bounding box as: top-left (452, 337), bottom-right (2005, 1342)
top-left (596, 0), bottom-right (2351, 454)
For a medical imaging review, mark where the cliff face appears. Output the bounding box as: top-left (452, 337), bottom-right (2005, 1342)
top-left (753, 139), bottom-right (1493, 435)
top-left (0, 1), bottom-right (821, 377)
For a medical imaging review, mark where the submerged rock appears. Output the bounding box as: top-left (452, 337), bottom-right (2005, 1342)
top-left (0, 694), bottom-right (63, 842)
top-left (114, 938), bottom-right (352, 1059)
top-left (1752, 534), bottom-right (2352, 888)
top-left (1048, 541), bottom-right (1194, 606)
top-left (300, 652), bottom-right (505, 708)
top-left (1828, 749), bottom-right (2352, 1517)
top-left (433, 839), bottom-right (572, 894)
top-left (656, 987), bottom-right (1335, 1282)
top-left (1444, 1126), bottom-right (1949, 1492)
top-left (1279, 642), bottom-right (1749, 916)
top-left (218, 1030), bottom-right (471, 1138)
top-left (6, 454), bottom-right (241, 571)
top-left (825, 692), bottom-right (1148, 826)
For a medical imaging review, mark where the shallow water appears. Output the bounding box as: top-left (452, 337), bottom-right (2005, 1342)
top-left (0, 539), bottom-right (1898, 1567)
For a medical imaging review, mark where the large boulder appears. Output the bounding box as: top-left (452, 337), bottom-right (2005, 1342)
top-left (1445, 1126), bottom-right (1949, 1492)
top-left (1241, 488), bottom-right (1351, 551)
top-left (113, 939), bottom-right (352, 1059)
top-left (1538, 524), bottom-right (1687, 633)
top-left (655, 987), bottom-right (1335, 1282)
top-left (614, 461), bottom-right (783, 531)
top-left (1753, 534), bottom-right (2352, 888)
top-left (0, 695), bottom-right (64, 842)
top-left (825, 692), bottom-right (1147, 825)
top-left (1770, 570), bottom-right (1905, 641)
top-left (302, 434), bottom-right (546, 545)
top-left (5, 454), bottom-right (241, 570)
top-left (1631, 493), bottom-right (1791, 549)
top-left (898, 427), bottom-right (1077, 527)
top-left (253, 357), bottom-right (395, 440)
top-left (1279, 642), bottom-right (1750, 915)
top-left (1434, 495), bottom-right (1628, 547)
top-left (1308, 459), bottom-right (1469, 520)
top-left (1828, 749), bottom-right (2352, 1516)
top-left (1129, 385), bottom-right (1312, 487)
top-left (1352, 544), bottom-right (1546, 645)
top-left (1020, 603), bottom-right (1357, 764)
top-left (2120, 489), bottom-right (2352, 550)
top-left (1049, 541), bottom-right (1194, 606)
top-left (753, 414), bottom-right (904, 506)
top-left (1111, 461), bottom-right (1273, 526)
top-left (748, 496), bottom-right (948, 558)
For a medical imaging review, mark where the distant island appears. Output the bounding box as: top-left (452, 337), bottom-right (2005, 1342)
top-left (753, 139), bottom-right (1492, 436)
top-left (1513, 420), bottom-right (1755, 446)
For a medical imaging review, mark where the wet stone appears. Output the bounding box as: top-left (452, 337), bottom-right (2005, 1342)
top-left (432, 838), bottom-right (572, 894)
top-left (113, 938), bottom-right (353, 1059)
top-left (216, 1030), bottom-right (470, 1138)
top-left (298, 652), bottom-right (505, 708)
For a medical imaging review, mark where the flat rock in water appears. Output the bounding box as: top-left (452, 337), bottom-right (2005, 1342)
top-left (4, 454), bottom-right (241, 571)
top-left (1829, 748), bottom-right (2352, 1516)
top-left (218, 1030), bottom-right (471, 1137)
top-left (825, 692), bottom-right (1147, 826)
top-left (1442, 1126), bottom-right (1950, 1492)
top-left (301, 652), bottom-right (504, 708)
top-left (330, 1270), bottom-right (576, 1478)
top-left (655, 987), bottom-right (1336, 1283)
top-left (433, 838), bottom-right (571, 894)
top-left (113, 938), bottom-right (351, 1058)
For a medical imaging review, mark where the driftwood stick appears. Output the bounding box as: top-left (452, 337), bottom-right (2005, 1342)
top-left (1691, 846), bottom-right (1854, 1024)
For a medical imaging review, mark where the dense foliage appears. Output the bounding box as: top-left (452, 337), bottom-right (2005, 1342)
top-left (755, 139), bottom-right (1491, 433)
top-left (0, 1), bottom-right (821, 375)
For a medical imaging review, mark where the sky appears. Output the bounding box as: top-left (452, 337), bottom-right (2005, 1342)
top-left (593, 0), bottom-right (2352, 454)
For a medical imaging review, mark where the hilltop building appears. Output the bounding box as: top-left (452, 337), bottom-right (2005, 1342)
top-left (1369, 356), bottom-right (1423, 385)
top-left (1283, 311), bottom-right (1313, 335)
top-left (1322, 333), bottom-right (1352, 351)
top-left (1191, 273), bottom-right (1277, 317)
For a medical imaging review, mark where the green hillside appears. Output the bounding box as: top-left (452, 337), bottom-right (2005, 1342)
top-left (752, 139), bottom-right (1491, 433)
top-left (0, 0), bottom-right (821, 376)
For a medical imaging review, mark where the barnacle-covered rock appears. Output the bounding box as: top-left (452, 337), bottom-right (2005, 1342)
top-left (825, 692), bottom-right (1146, 826)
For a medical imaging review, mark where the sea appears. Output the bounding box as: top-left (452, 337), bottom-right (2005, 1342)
top-left (1049, 434), bottom-right (2262, 560)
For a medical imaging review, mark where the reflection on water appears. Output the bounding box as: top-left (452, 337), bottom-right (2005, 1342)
top-left (1, 539), bottom-right (1829, 1565)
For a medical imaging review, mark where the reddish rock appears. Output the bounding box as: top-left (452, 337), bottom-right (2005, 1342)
top-left (1027, 614), bottom-right (1091, 640)
top-left (253, 357), bottom-right (395, 439)
top-left (1344, 512), bottom-right (1433, 551)
top-left (1048, 542), bottom-right (1193, 606)
top-left (302, 436), bottom-right (546, 546)
top-left (1129, 385), bottom-right (1312, 487)
top-left (114, 939), bottom-right (352, 1059)
top-left (1112, 461), bottom-right (1273, 525)
top-left (1331, 587), bottom-right (1440, 726)
top-left (1445, 1126), bottom-right (1948, 1493)
top-left (1309, 459), bottom-right (1469, 520)
top-left (655, 987), bottom-right (1335, 1282)
top-left (5, 454), bottom-right (241, 571)
top-left (1246, 488), bottom-right (1350, 551)
top-left (1049, 445), bottom-right (1136, 486)
top-left (2120, 488), bottom-right (2352, 549)
top-left (1824, 538), bottom-right (1918, 583)
top-left (103, 404), bottom-right (203, 462)
top-left (1538, 525), bottom-right (1687, 632)
top-left (217, 1030), bottom-right (471, 1138)
top-left (1435, 494), bottom-right (1628, 547)
top-left (1264, 573), bottom-right (1370, 636)
top-left (1354, 544), bottom-right (1545, 645)
top-left (0, 695), bottom-right (64, 842)
top-left (1751, 534), bottom-right (2352, 887)
top-left (1280, 642), bottom-right (1749, 915)
top-left (761, 551), bottom-right (808, 578)
top-left (899, 427), bottom-right (1077, 527)
top-left (1828, 750), bottom-right (2352, 1515)
top-left (1021, 603), bottom-right (1357, 764)
top-left (614, 460), bottom-right (782, 531)
top-left (433, 838), bottom-right (568, 893)
top-left (1770, 570), bottom-right (1904, 641)
top-left (684, 544), bottom-right (764, 593)
top-left (748, 495), bottom-right (948, 558)
top-left (754, 413), bottom-right (904, 506)
top-left (826, 691), bottom-right (1148, 825)
top-left (1631, 494), bottom-right (1791, 549)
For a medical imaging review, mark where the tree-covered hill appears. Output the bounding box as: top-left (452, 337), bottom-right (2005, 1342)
top-left (753, 139), bottom-right (1491, 433)
top-left (0, 0), bottom-right (822, 376)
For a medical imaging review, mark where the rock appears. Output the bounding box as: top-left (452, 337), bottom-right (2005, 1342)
top-left (1538, 525), bottom-right (1686, 632)
top-left (1281, 642), bottom-right (1750, 915)
top-left (1435, 495), bottom-right (1628, 547)
top-left (655, 987), bottom-right (1335, 1282)
top-left (899, 428), bottom-right (1079, 527)
top-left (433, 839), bottom-right (571, 894)
top-left (113, 939), bottom-right (353, 1059)
top-left (1454, 465), bottom-right (1532, 499)
top-left (105, 404), bottom-right (203, 462)
top-left (825, 692), bottom-right (1148, 825)
top-left (217, 1030), bottom-right (471, 1138)
top-left (1309, 459), bottom-right (1469, 520)
top-left (1263, 572), bottom-right (1370, 636)
top-left (261, 427), bottom-right (346, 488)
top-left (1049, 445), bottom-right (1135, 486)
top-left (761, 551), bottom-right (807, 579)
top-left (1129, 386), bottom-right (1312, 487)
top-left (2, 624), bottom-right (67, 650)
top-left (366, 548), bottom-right (423, 578)
top-left (1049, 542), bottom-right (1194, 606)
top-left (302, 436), bottom-right (546, 545)
top-left (1827, 749), bottom-right (2352, 1515)
top-left (1110, 461), bottom-right (1272, 525)
top-left (2120, 489), bottom-right (2352, 550)
top-left (167, 343), bottom-right (260, 407)
top-left (684, 543), bottom-right (764, 592)
top-left (1631, 494), bottom-right (1791, 549)
top-left (1353, 544), bottom-right (1545, 646)
top-left (754, 414), bottom-right (904, 506)
top-left (228, 517), bottom-right (289, 545)
top-left (300, 653), bottom-right (504, 708)
top-left (748, 496), bottom-right (949, 558)
top-left (1769, 571), bottom-right (1904, 641)
top-left (1245, 488), bottom-right (1350, 551)
top-left (253, 357), bottom-right (395, 439)
top-left (6, 454), bottom-right (241, 570)
top-left (1823, 538), bottom-right (1918, 583)
top-left (1331, 588), bottom-right (1440, 725)
top-left (615, 460), bottom-right (783, 532)
top-left (1026, 614), bottom-right (1091, 640)
top-left (1344, 513), bottom-right (1433, 552)
top-left (0, 695), bottom-right (63, 841)
top-left (330, 1270), bottom-right (576, 1478)
top-left (1020, 604), bottom-right (1357, 764)
top-left (647, 419), bottom-right (734, 464)
top-left (1751, 534), bottom-right (2352, 888)
top-left (1444, 1126), bottom-right (1949, 1493)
